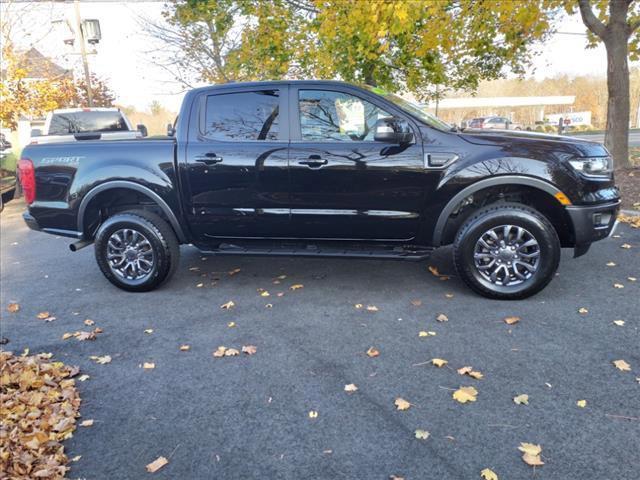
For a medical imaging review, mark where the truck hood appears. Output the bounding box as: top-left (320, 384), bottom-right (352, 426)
top-left (457, 129), bottom-right (608, 158)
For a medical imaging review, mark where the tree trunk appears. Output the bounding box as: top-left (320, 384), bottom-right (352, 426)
top-left (603, 12), bottom-right (631, 169)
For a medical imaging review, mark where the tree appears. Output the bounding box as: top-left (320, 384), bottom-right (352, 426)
top-left (146, 0), bottom-right (560, 98)
top-left (70, 74), bottom-right (115, 108)
top-left (566, 0), bottom-right (640, 169)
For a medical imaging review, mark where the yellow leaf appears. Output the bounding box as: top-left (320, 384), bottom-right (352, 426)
top-left (366, 347), bottom-right (380, 357)
top-left (453, 386), bottom-right (478, 404)
top-left (91, 355), bottom-right (111, 364)
top-left (62, 332), bottom-right (74, 340)
top-left (576, 399), bottom-right (587, 408)
top-left (242, 345), bottom-right (257, 355)
top-left (414, 429), bottom-right (430, 440)
top-left (513, 394), bottom-right (529, 405)
top-left (504, 316), bottom-right (520, 325)
top-left (227, 321), bottom-right (236, 328)
top-left (606, 261), bottom-right (616, 266)
top-left (260, 291), bottom-right (270, 297)
top-left (80, 419), bottom-right (94, 427)
top-left (436, 313), bottom-right (448, 322)
top-left (290, 284), bottom-right (304, 290)
top-left (83, 319), bottom-right (95, 326)
top-left (613, 359), bottom-right (631, 371)
top-left (7, 303), bottom-right (20, 313)
top-left (213, 346), bottom-right (226, 358)
top-left (445, 293), bottom-right (454, 298)
top-left (221, 300), bottom-right (235, 309)
top-left (36, 311), bottom-right (50, 319)
top-left (179, 345), bottom-right (190, 351)
top-left (224, 348), bottom-right (239, 357)
top-left (354, 303), bottom-right (363, 309)
top-left (344, 383), bottom-right (358, 393)
top-left (394, 397), bottom-right (411, 410)
top-left (613, 320), bottom-right (625, 326)
top-left (620, 243), bottom-right (632, 249)
top-left (578, 307), bottom-right (588, 314)
top-left (518, 442), bottom-right (542, 456)
top-left (143, 362), bottom-right (155, 369)
top-left (431, 358), bottom-right (448, 367)
top-left (480, 468), bottom-right (499, 480)
top-left (146, 456), bottom-right (168, 473)
top-left (308, 410), bottom-right (318, 418)
top-left (366, 305), bottom-right (379, 312)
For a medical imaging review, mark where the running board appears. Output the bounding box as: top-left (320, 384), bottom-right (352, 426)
top-left (198, 242), bottom-right (434, 261)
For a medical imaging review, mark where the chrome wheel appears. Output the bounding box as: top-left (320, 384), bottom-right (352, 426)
top-left (473, 224), bottom-right (540, 286)
top-left (106, 228), bottom-right (155, 282)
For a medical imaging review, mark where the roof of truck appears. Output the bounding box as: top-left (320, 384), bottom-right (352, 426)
top-left (189, 80), bottom-right (358, 94)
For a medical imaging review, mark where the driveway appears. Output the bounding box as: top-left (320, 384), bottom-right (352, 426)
top-left (1, 198), bottom-right (639, 479)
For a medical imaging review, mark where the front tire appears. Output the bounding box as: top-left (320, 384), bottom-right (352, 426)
top-left (94, 210), bottom-right (180, 292)
top-left (453, 203), bottom-right (560, 300)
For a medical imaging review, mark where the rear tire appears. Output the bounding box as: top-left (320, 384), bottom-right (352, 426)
top-left (94, 210), bottom-right (180, 292)
top-left (453, 202), bottom-right (560, 300)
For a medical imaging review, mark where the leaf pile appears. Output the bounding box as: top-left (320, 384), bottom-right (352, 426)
top-left (0, 351), bottom-right (82, 479)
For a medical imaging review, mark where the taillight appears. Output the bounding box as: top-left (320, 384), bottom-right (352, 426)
top-left (18, 158), bottom-right (36, 204)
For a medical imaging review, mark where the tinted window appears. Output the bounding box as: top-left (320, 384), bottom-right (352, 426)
top-left (299, 90), bottom-right (391, 142)
top-left (48, 111), bottom-right (128, 135)
top-left (204, 91), bottom-right (279, 141)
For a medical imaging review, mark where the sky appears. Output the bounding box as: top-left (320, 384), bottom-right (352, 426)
top-left (1, 1), bottom-right (617, 113)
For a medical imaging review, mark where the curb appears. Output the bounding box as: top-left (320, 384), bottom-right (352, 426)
top-left (620, 209), bottom-right (640, 217)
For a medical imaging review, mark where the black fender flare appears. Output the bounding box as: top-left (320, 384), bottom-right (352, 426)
top-left (77, 180), bottom-right (188, 243)
top-left (431, 175), bottom-right (566, 246)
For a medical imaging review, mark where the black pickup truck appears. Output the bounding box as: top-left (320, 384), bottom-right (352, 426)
top-left (18, 80), bottom-right (620, 299)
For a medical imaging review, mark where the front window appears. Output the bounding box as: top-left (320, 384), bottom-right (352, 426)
top-left (361, 86), bottom-right (452, 132)
top-left (298, 90), bottom-right (391, 142)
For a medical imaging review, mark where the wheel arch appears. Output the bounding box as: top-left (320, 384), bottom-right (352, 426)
top-left (77, 181), bottom-right (187, 243)
top-left (432, 176), bottom-right (573, 247)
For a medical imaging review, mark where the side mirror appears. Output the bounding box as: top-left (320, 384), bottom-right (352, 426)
top-left (30, 128), bottom-right (42, 138)
top-left (167, 123), bottom-right (176, 137)
top-left (373, 117), bottom-right (413, 144)
top-left (137, 124), bottom-right (148, 137)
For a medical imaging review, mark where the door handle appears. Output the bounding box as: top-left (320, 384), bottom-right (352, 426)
top-left (195, 153), bottom-right (223, 165)
top-left (298, 156), bottom-right (327, 168)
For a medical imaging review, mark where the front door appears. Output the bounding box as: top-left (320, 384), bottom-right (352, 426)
top-left (184, 88), bottom-right (290, 241)
top-left (288, 87), bottom-right (429, 241)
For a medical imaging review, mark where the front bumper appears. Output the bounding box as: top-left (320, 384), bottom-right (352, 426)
top-left (565, 200), bottom-right (620, 254)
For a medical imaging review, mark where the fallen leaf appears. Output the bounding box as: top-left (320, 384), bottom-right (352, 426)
top-left (576, 399), bottom-right (587, 408)
top-left (394, 397), bottom-right (411, 410)
top-left (308, 410), bottom-right (318, 418)
top-left (366, 305), bottom-right (379, 312)
top-left (144, 329), bottom-right (154, 334)
top-left (228, 268), bottom-right (241, 275)
top-left (146, 456), bottom-right (169, 473)
top-left (613, 359), bottom-right (631, 371)
top-left (411, 299), bottom-right (422, 306)
top-left (431, 358), bottom-right (448, 367)
top-left (436, 313), bottom-right (449, 322)
top-left (260, 291), bottom-right (270, 297)
top-left (220, 300), bottom-right (235, 309)
top-left (80, 419), bottom-right (94, 427)
top-left (513, 394), bottom-right (529, 405)
top-left (414, 429), bottom-right (430, 440)
top-left (428, 265), bottom-right (440, 276)
top-left (418, 331), bottom-right (436, 337)
top-left (613, 283), bottom-right (624, 289)
top-left (90, 355), bottom-right (111, 364)
top-left (227, 321), bottom-right (236, 328)
top-left (143, 362), bottom-right (155, 369)
top-left (344, 383), bottom-right (358, 393)
top-left (36, 311), bottom-right (50, 319)
top-left (518, 442), bottom-right (543, 467)
top-left (389, 476), bottom-right (405, 480)
top-left (621, 243), bottom-right (632, 249)
top-left (606, 261), bottom-right (616, 266)
top-left (224, 348), bottom-right (239, 357)
top-left (445, 293), bottom-right (454, 298)
top-left (71, 455), bottom-right (82, 462)
top-left (354, 303), bottom-right (363, 309)
top-left (290, 284), bottom-right (304, 290)
top-left (179, 345), bottom-right (190, 351)
top-left (213, 346), bottom-right (226, 358)
top-left (453, 386), bottom-right (478, 404)
top-left (457, 366), bottom-right (483, 379)
top-left (78, 374), bottom-right (90, 381)
top-left (366, 347), bottom-right (380, 358)
top-left (7, 303), bottom-right (20, 313)
top-left (83, 319), bottom-right (95, 326)
top-left (62, 332), bottom-right (74, 340)
top-left (613, 320), bottom-right (625, 326)
top-left (578, 307), bottom-right (588, 314)
top-left (196, 282), bottom-right (204, 288)
top-left (504, 316), bottom-right (520, 325)
top-left (242, 345), bottom-right (257, 355)
top-left (480, 468), bottom-right (499, 480)
top-left (265, 303), bottom-right (273, 308)
top-left (628, 276), bottom-right (637, 282)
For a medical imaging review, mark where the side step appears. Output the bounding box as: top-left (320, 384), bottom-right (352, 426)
top-left (198, 242), bottom-right (434, 261)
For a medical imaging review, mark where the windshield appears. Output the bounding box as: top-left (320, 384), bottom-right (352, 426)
top-left (48, 111), bottom-right (129, 136)
top-left (362, 86), bottom-right (452, 131)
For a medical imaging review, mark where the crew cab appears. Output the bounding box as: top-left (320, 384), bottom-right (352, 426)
top-left (18, 81), bottom-right (620, 299)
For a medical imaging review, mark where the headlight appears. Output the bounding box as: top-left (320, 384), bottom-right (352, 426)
top-left (568, 156), bottom-right (612, 178)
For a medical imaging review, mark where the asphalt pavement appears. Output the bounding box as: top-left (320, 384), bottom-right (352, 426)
top-left (1, 199), bottom-right (639, 480)
top-left (570, 130), bottom-right (640, 147)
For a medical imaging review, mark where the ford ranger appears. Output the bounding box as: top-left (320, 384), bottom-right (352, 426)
top-left (18, 81), bottom-right (620, 299)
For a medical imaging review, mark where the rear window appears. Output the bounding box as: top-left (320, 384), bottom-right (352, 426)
top-left (48, 111), bottom-right (129, 135)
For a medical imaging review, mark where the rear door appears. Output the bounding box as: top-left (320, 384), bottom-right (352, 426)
top-left (287, 85), bottom-right (428, 241)
top-left (183, 86), bottom-right (290, 241)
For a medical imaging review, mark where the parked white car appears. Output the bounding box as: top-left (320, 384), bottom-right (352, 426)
top-left (30, 108), bottom-right (147, 144)
top-left (466, 116), bottom-right (524, 131)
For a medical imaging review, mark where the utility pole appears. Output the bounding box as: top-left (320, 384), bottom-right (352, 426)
top-left (74, 0), bottom-right (93, 107)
